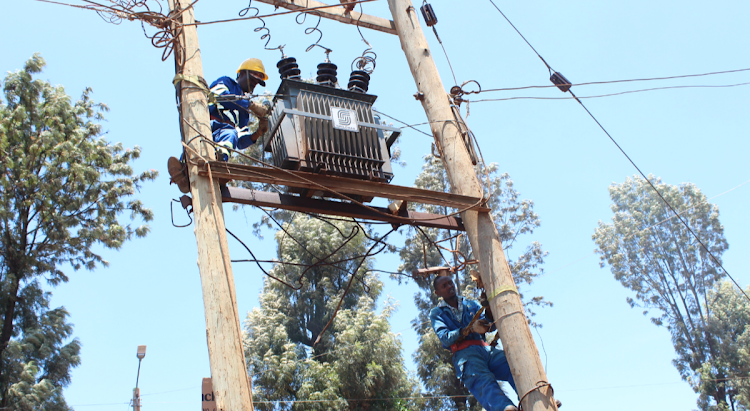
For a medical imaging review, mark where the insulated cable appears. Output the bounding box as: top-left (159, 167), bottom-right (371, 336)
top-left (487, 0), bottom-right (750, 303)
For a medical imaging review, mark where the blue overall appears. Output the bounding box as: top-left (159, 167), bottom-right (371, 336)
top-left (207, 76), bottom-right (267, 161)
top-left (430, 297), bottom-right (518, 411)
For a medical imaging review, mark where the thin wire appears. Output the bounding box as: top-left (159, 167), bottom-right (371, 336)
top-left (75, 374), bottom-right (750, 408)
top-left (140, 385), bottom-right (201, 396)
top-left (469, 82), bottom-right (750, 103)
top-left (373, 110), bottom-right (433, 138)
top-left (184, 0), bottom-right (377, 26)
top-left (313, 228), bottom-right (395, 345)
top-left (485, 0), bottom-right (750, 303)
top-left (475, 67), bottom-right (750, 93)
top-left (533, 325), bottom-right (548, 373)
top-left (569, 89), bottom-right (750, 303)
top-left (431, 27), bottom-right (458, 86)
top-left (486, 0), bottom-right (552, 72)
top-left (544, 177), bottom-right (750, 278)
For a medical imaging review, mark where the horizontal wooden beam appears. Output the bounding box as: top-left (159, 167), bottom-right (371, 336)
top-left (201, 161), bottom-right (489, 212)
top-left (412, 267), bottom-right (452, 277)
top-left (221, 187), bottom-right (466, 231)
top-left (253, 0), bottom-right (397, 35)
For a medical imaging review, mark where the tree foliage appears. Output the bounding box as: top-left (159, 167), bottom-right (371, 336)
top-left (0, 54), bottom-right (157, 409)
top-left (592, 175), bottom-right (737, 410)
top-left (244, 216), bottom-right (420, 410)
top-left (397, 154), bottom-right (549, 410)
top-left (696, 282), bottom-right (750, 411)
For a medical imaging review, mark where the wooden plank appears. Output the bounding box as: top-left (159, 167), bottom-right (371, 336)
top-left (221, 187), bottom-right (466, 231)
top-left (200, 161), bottom-right (490, 212)
top-left (254, 0), bottom-right (397, 35)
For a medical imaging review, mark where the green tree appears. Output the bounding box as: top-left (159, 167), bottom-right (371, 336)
top-left (397, 154), bottom-right (549, 410)
top-left (0, 54), bottom-right (157, 410)
top-left (697, 282), bottom-right (750, 411)
top-left (243, 216), bottom-right (421, 410)
top-left (592, 175), bottom-right (733, 410)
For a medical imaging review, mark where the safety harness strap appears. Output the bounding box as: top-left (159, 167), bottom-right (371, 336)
top-left (173, 74), bottom-right (216, 104)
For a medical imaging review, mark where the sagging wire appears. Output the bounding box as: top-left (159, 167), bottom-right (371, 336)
top-left (238, 1), bottom-right (285, 54)
top-left (485, 0), bottom-right (750, 303)
top-left (420, 1), bottom-right (458, 87)
top-left (296, 1), bottom-right (331, 54)
top-left (78, 0), bottom-right (194, 62)
top-left (467, 82), bottom-right (750, 103)
top-left (259, 207), bottom-right (368, 292)
top-left (313, 227), bottom-right (395, 346)
top-left (170, 196), bottom-right (193, 227)
top-left (226, 227), bottom-right (298, 289)
top-left (464, 67), bottom-right (750, 94)
top-left (231, 207), bottom-right (394, 294)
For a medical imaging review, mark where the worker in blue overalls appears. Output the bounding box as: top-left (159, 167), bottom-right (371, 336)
top-left (168, 58), bottom-right (273, 193)
top-left (430, 275), bottom-right (519, 411)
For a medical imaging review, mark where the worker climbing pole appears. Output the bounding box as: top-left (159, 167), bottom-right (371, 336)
top-left (386, 0), bottom-right (559, 410)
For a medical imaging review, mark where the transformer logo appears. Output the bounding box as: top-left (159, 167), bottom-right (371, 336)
top-left (330, 106), bottom-right (359, 132)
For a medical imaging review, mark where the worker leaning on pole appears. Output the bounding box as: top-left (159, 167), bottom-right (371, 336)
top-left (168, 57), bottom-right (273, 193)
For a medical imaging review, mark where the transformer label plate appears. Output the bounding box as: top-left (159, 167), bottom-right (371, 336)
top-left (330, 107), bottom-right (359, 132)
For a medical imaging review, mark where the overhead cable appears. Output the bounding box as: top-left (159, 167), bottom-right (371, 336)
top-left (475, 67), bottom-right (750, 93)
top-left (469, 82), bottom-right (750, 103)
top-left (487, 0), bottom-right (750, 302)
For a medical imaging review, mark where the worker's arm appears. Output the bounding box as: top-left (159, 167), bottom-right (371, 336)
top-left (209, 77), bottom-right (249, 124)
top-left (430, 307), bottom-right (464, 347)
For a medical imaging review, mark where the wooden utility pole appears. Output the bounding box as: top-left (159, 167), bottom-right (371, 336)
top-left (386, 1), bottom-right (557, 410)
top-left (168, 1), bottom-right (254, 410)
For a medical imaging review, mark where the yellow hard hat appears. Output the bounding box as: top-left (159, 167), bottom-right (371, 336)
top-left (237, 58), bottom-right (268, 81)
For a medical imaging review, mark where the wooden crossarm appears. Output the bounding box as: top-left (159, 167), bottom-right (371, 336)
top-left (200, 161), bottom-right (490, 212)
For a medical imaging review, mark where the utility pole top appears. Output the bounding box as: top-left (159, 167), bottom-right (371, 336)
top-left (253, 0), bottom-right (397, 35)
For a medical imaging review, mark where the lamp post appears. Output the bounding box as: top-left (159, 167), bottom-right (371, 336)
top-left (132, 345), bottom-right (146, 411)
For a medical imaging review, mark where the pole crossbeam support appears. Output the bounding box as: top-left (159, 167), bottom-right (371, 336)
top-left (199, 161), bottom-right (490, 212)
top-left (253, 0), bottom-right (397, 35)
top-left (221, 186), bottom-right (466, 231)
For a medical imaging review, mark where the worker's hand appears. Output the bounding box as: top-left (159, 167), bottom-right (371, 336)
top-left (255, 117), bottom-right (269, 139)
top-left (249, 100), bottom-right (271, 118)
top-left (471, 319), bottom-right (491, 334)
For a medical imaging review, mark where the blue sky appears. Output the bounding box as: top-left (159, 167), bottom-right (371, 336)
top-left (2, 0), bottom-right (749, 410)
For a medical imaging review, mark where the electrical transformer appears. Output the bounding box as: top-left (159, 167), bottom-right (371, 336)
top-left (263, 79), bottom-right (400, 190)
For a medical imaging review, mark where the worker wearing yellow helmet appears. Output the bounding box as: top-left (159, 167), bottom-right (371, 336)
top-left (168, 58), bottom-right (273, 193)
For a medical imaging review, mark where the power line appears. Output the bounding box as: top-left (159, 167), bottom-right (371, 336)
top-left (544, 177), bottom-right (750, 277)
top-left (487, 0), bottom-right (750, 303)
top-left (486, 0), bottom-right (552, 72)
top-left (469, 82), bottom-right (750, 103)
top-left (373, 110), bottom-right (434, 138)
top-left (476, 67), bottom-right (750, 93)
top-left (569, 88), bottom-right (750, 302)
top-left (102, 374), bottom-right (750, 407)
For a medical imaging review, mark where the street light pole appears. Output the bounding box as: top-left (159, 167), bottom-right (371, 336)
top-left (132, 345), bottom-right (146, 411)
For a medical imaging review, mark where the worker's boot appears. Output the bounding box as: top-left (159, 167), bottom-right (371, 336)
top-left (168, 156), bottom-right (190, 193)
